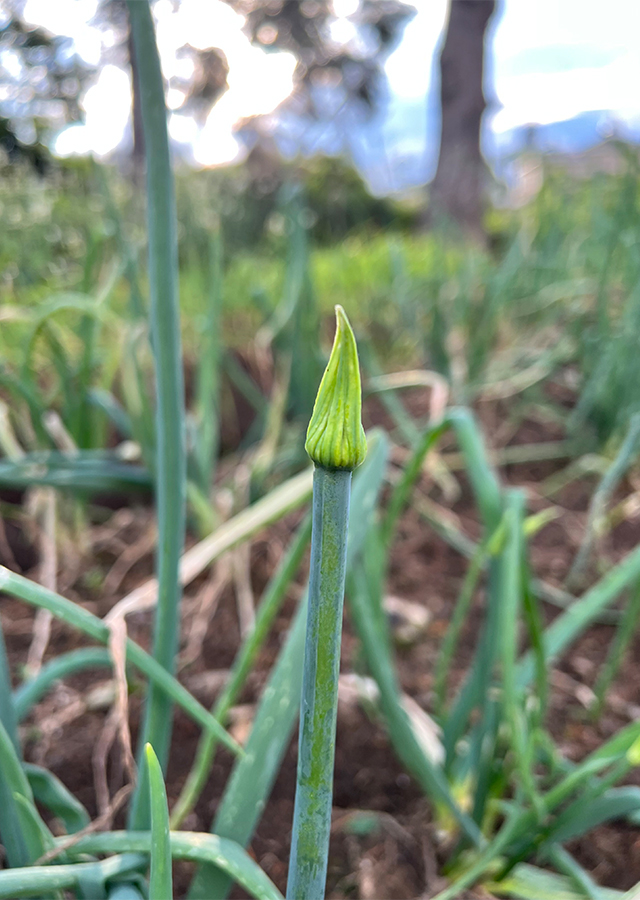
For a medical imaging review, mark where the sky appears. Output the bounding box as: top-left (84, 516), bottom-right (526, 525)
top-left (15, 0), bottom-right (640, 188)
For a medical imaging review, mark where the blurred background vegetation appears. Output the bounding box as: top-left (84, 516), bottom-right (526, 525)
top-left (3, 2), bottom-right (640, 896)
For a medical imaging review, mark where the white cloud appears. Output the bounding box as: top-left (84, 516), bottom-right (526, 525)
top-left (193, 47), bottom-right (296, 165)
top-left (23, 0), bottom-right (101, 65)
top-left (385, 0), bottom-right (448, 99)
top-left (493, 0), bottom-right (640, 61)
top-left (25, 0), bottom-right (640, 164)
top-left (491, 0), bottom-right (640, 133)
top-left (169, 114), bottom-right (198, 145)
top-left (55, 64), bottom-right (131, 157)
top-left (31, 0), bottom-right (296, 163)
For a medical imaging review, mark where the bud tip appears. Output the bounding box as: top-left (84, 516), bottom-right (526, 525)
top-left (305, 305), bottom-right (367, 471)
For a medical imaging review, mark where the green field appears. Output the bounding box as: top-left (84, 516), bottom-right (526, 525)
top-left (2, 118), bottom-right (640, 899)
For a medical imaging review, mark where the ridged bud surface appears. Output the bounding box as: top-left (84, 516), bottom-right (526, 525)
top-left (305, 305), bottom-right (367, 471)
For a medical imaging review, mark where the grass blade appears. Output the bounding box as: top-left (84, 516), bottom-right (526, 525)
top-left (0, 621), bottom-right (18, 749)
top-left (171, 514), bottom-right (312, 829)
top-left (547, 786), bottom-right (640, 844)
top-left (0, 740), bottom-right (29, 867)
top-left (517, 544), bottom-right (640, 686)
top-left (347, 538), bottom-right (482, 847)
top-left (0, 854), bottom-right (146, 899)
top-left (447, 407), bottom-right (503, 532)
top-left (126, 0), bottom-right (186, 828)
top-left (0, 718), bottom-right (52, 863)
top-left (487, 862), bottom-right (623, 900)
top-left (24, 764), bottom-right (90, 835)
top-left (0, 452), bottom-right (152, 494)
top-left (189, 597), bottom-right (308, 900)
top-left (0, 566), bottom-right (241, 756)
top-left (64, 832), bottom-right (284, 900)
top-left (14, 647), bottom-right (112, 720)
top-left (383, 418), bottom-right (448, 543)
top-left (145, 744), bottom-right (172, 900)
top-left (547, 844), bottom-right (608, 900)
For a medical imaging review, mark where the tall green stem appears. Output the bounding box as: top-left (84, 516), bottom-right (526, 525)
top-left (286, 467), bottom-right (351, 900)
top-left (126, 0), bottom-right (186, 828)
top-left (287, 305), bottom-right (366, 900)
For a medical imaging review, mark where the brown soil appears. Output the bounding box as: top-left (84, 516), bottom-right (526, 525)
top-left (3, 384), bottom-right (640, 898)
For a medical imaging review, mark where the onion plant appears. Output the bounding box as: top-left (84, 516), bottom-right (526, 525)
top-left (5, 2), bottom-right (640, 899)
top-left (145, 743), bottom-right (172, 900)
top-left (125, 0), bottom-right (186, 829)
top-left (286, 305), bottom-right (367, 900)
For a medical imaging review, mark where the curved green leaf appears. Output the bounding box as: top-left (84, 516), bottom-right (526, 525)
top-left (63, 832), bottom-right (283, 900)
top-left (145, 744), bottom-right (172, 900)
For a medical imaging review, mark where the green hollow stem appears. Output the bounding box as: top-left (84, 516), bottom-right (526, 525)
top-left (287, 466), bottom-right (351, 900)
top-left (171, 514), bottom-right (312, 828)
top-left (126, 0), bottom-right (186, 829)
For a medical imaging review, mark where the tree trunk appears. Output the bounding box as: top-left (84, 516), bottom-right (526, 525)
top-left (428, 0), bottom-right (496, 237)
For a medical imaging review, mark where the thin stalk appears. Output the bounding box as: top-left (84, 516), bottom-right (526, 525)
top-left (126, 0), bottom-right (186, 829)
top-left (145, 744), bottom-right (172, 900)
top-left (287, 305), bottom-right (366, 900)
top-left (287, 467), bottom-right (351, 900)
top-left (517, 543), bottom-right (640, 687)
top-left (191, 437), bottom-right (389, 900)
top-left (447, 407), bottom-right (503, 532)
top-left (498, 491), bottom-right (541, 812)
top-left (24, 763), bottom-right (90, 834)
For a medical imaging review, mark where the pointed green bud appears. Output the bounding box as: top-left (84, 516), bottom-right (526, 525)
top-left (305, 305), bottom-right (367, 471)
